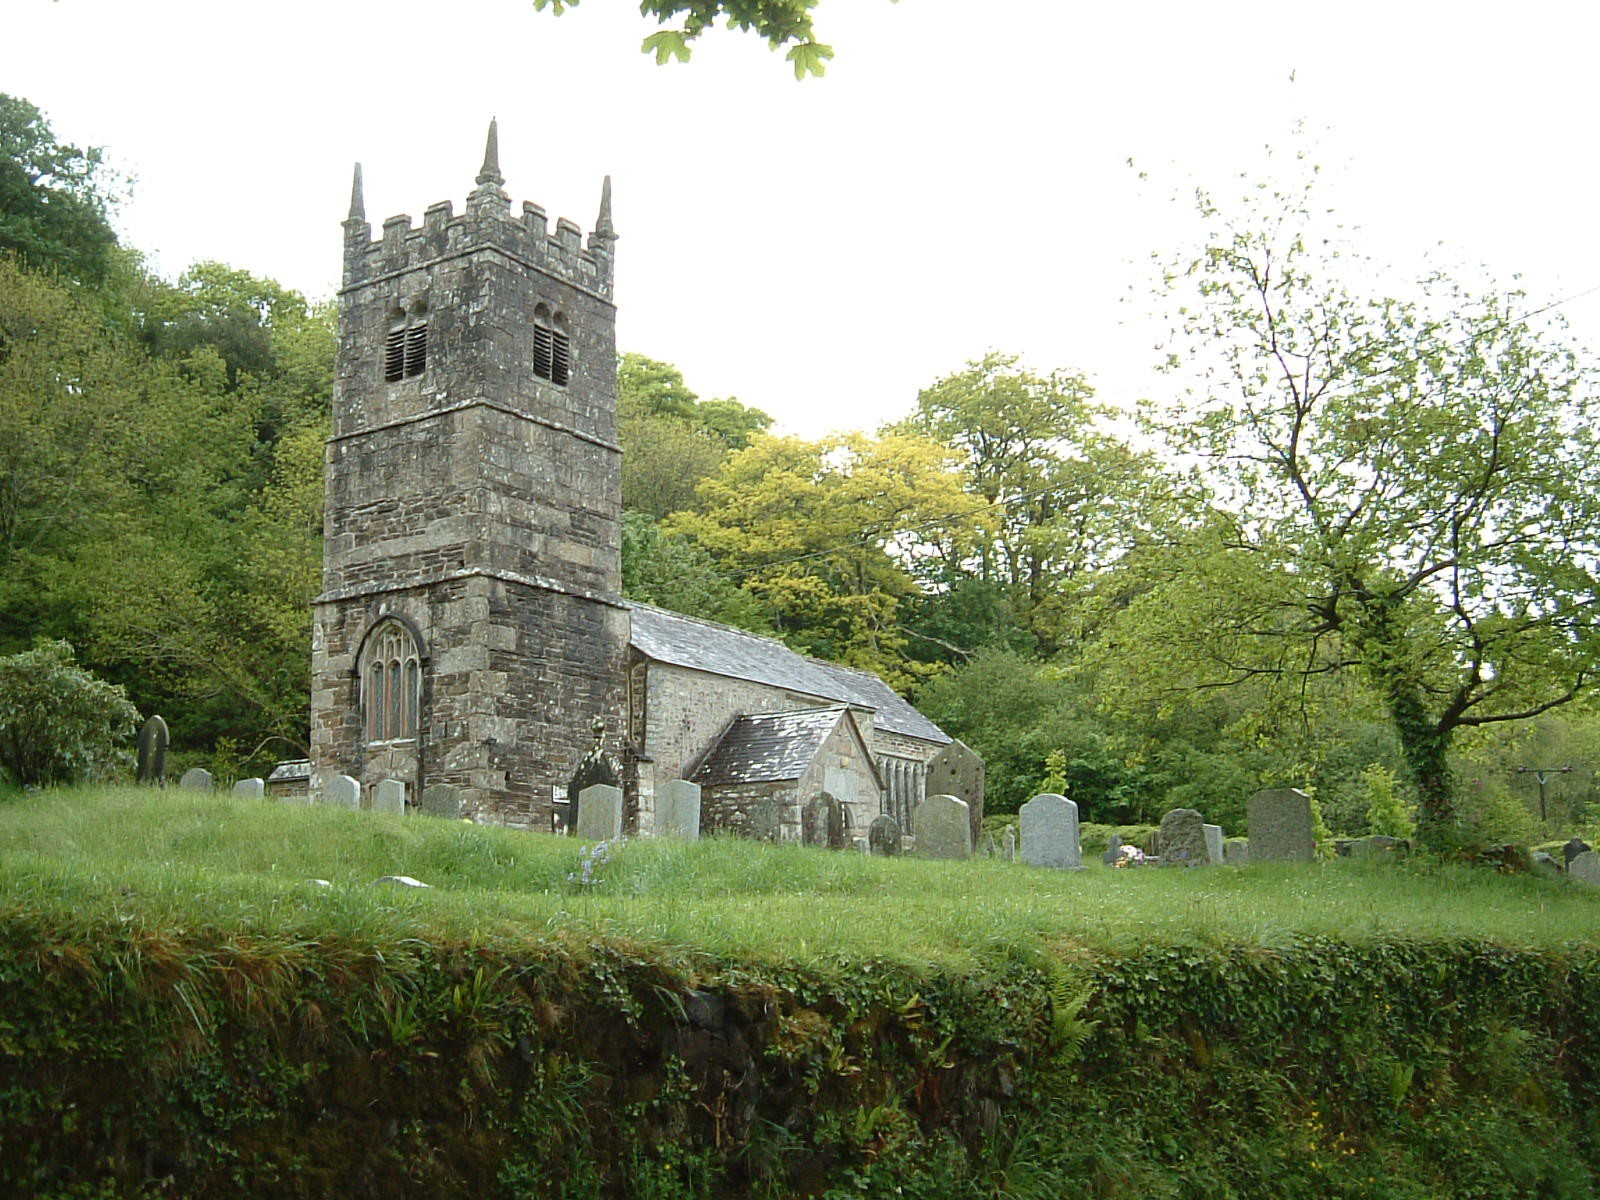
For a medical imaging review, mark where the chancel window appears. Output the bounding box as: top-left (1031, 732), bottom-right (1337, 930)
top-left (384, 305), bottom-right (428, 382)
top-left (362, 620), bottom-right (422, 742)
top-left (878, 755), bottom-right (925, 828)
top-left (533, 305), bottom-right (571, 386)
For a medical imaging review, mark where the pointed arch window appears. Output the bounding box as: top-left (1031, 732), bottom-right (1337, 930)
top-left (361, 620), bottom-right (422, 742)
top-left (384, 303), bottom-right (428, 382)
top-left (532, 305), bottom-right (571, 386)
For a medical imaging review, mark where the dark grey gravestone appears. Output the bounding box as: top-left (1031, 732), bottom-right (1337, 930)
top-left (1203, 823), bottom-right (1225, 865)
top-left (136, 715), bottom-right (169, 785)
top-left (868, 814), bottom-right (902, 856)
top-left (914, 794), bottom-right (972, 860)
top-left (1157, 808), bottom-right (1210, 868)
top-left (657, 779), bottom-right (702, 841)
top-left (802, 792), bottom-right (851, 850)
top-left (1569, 850), bottom-right (1600, 888)
top-left (179, 767), bottom-right (213, 792)
top-left (566, 720), bottom-right (622, 835)
top-left (1102, 833), bottom-right (1124, 866)
top-left (1223, 838), bottom-right (1249, 866)
top-left (420, 784), bottom-right (462, 819)
top-left (1020, 793), bottom-right (1081, 870)
top-left (1246, 789), bottom-right (1316, 863)
top-left (574, 784), bottom-right (623, 842)
top-left (1563, 838), bottom-right (1592, 867)
top-left (230, 777), bottom-right (265, 798)
top-left (925, 738), bottom-right (986, 852)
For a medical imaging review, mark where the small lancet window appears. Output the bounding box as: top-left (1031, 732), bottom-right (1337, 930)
top-left (361, 620), bottom-right (422, 742)
top-left (533, 306), bottom-right (571, 386)
top-left (384, 305), bottom-right (428, 383)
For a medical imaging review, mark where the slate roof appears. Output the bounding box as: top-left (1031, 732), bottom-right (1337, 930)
top-left (626, 603), bottom-right (950, 745)
top-left (690, 706), bottom-right (849, 787)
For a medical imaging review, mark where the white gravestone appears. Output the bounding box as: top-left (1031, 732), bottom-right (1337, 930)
top-left (1204, 824), bottom-right (1225, 865)
top-left (179, 767), bottom-right (213, 792)
top-left (574, 784), bottom-right (624, 842)
top-left (1021, 793), bottom-right (1081, 870)
top-left (325, 775), bottom-right (361, 810)
top-left (656, 779), bottom-right (701, 841)
top-left (230, 777), bottom-right (265, 798)
top-left (373, 779), bottom-right (406, 814)
top-left (913, 794), bottom-right (972, 860)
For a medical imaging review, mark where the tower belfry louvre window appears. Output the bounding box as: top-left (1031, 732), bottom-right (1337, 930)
top-left (384, 305), bottom-right (428, 382)
top-left (533, 306), bottom-right (571, 386)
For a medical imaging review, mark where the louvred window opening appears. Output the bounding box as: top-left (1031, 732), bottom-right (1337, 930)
top-left (404, 323), bottom-right (427, 377)
top-left (384, 326), bottom-right (406, 382)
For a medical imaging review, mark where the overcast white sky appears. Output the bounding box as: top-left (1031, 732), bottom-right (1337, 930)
top-left (10, 0), bottom-right (1600, 436)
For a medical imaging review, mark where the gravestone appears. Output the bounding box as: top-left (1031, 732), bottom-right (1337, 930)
top-left (1203, 824), bottom-right (1225, 866)
top-left (136, 715), bottom-right (170, 785)
top-left (1569, 850), bottom-right (1600, 888)
top-left (656, 779), bottom-right (702, 841)
top-left (179, 767), bottom-right (213, 792)
top-left (574, 784), bottom-right (624, 842)
top-left (325, 774), bottom-right (361, 810)
top-left (1563, 838), bottom-right (1592, 868)
top-left (980, 831), bottom-right (996, 858)
top-left (1020, 793), bottom-right (1081, 870)
top-left (566, 720), bottom-right (622, 835)
top-left (230, 777), bottom-right (265, 799)
top-left (913, 794), bottom-right (972, 860)
top-left (1247, 788), bottom-right (1316, 863)
top-left (868, 814), bottom-right (902, 856)
top-left (373, 779), bottom-right (407, 814)
top-left (925, 738), bottom-right (986, 852)
top-left (1103, 833), bottom-right (1124, 866)
top-left (373, 875), bottom-right (431, 889)
top-left (1002, 826), bottom-right (1016, 862)
top-left (1157, 808), bottom-right (1210, 868)
top-left (802, 792), bottom-right (851, 850)
top-left (420, 784), bottom-right (462, 819)
top-left (1223, 838), bottom-right (1249, 866)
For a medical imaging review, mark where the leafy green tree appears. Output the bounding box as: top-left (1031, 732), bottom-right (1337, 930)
top-left (1135, 175), bottom-right (1600, 845)
top-left (0, 94), bottom-right (120, 287)
top-left (0, 640), bottom-right (139, 786)
top-left (1361, 762), bottom-right (1416, 839)
top-left (621, 511), bottom-right (773, 632)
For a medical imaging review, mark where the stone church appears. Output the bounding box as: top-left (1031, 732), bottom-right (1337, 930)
top-left (307, 123), bottom-right (973, 839)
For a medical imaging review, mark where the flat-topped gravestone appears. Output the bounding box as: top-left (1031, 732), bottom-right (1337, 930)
top-left (1247, 789), bottom-right (1316, 863)
top-left (136, 715), bottom-right (169, 785)
top-left (1102, 833), bottom-right (1124, 866)
top-left (373, 779), bottom-right (406, 814)
top-left (914, 794), bottom-right (972, 860)
top-left (574, 784), bottom-right (624, 842)
top-left (925, 739), bottom-right (985, 850)
top-left (420, 784), bottom-right (462, 819)
top-left (1223, 838), bottom-right (1249, 866)
top-left (179, 767), bottom-right (213, 792)
top-left (1203, 824), bottom-right (1225, 866)
top-left (230, 777), bottom-right (265, 798)
top-left (657, 779), bottom-right (702, 841)
top-left (1569, 850), bottom-right (1600, 888)
top-left (868, 814), bottom-right (901, 856)
top-left (567, 720), bottom-right (622, 834)
top-left (325, 774), bottom-right (361, 810)
top-left (1021, 793), bottom-right (1081, 870)
top-left (1157, 808), bottom-right (1210, 868)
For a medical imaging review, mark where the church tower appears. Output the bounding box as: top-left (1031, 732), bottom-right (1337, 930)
top-left (310, 122), bottom-right (627, 826)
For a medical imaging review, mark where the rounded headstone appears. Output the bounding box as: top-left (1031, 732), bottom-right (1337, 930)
top-left (914, 794), bottom-right (972, 860)
top-left (178, 767), bottom-right (213, 792)
top-left (868, 814), bottom-right (902, 856)
top-left (230, 777), bottom-right (265, 798)
top-left (1020, 793), bottom-right (1081, 870)
top-left (1157, 808), bottom-right (1210, 868)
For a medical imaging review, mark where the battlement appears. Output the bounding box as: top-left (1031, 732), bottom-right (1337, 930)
top-left (340, 121), bottom-right (616, 301)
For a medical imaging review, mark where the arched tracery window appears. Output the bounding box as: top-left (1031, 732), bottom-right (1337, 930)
top-left (361, 620), bottom-right (422, 742)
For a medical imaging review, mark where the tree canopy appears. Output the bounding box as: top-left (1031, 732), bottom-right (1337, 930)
top-left (0, 93), bottom-right (120, 287)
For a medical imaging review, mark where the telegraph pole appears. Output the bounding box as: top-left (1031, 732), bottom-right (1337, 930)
top-left (1515, 765), bottom-right (1572, 822)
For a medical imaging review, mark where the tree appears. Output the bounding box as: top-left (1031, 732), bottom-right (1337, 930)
top-left (532, 0), bottom-right (847, 77)
top-left (1134, 171), bottom-right (1600, 844)
top-left (621, 511), bottom-right (773, 632)
top-left (0, 94), bottom-right (120, 287)
top-left (0, 640), bottom-right (139, 787)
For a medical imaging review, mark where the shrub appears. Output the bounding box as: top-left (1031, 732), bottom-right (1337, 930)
top-left (1363, 761), bottom-right (1417, 839)
top-left (0, 640), bottom-right (139, 787)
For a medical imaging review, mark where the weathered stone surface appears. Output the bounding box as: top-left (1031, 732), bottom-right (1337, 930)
top-left (1102, 833), bottom-right (1124, 867)
top-left (801, 792), bottom-right (851, 850)
top-left (925, 739), bottom-right (985, 849)
top-left (230, 778), bottom-right (265, 798)
top-left (914, 794), bottom-right (972, 860)
top-left (373, 779), bottom-right (407, 814)
top-left (1564, 838), bottom-right (1592, 867)
top-left (1203, 823), bottom-right (1225, 866)
top-left (1570, 850), bottom-right (1600, 887)
top-left (656, 779), bottom-right (702, 841)
top-left (374, 875), bottom-right (430, 889)
top-left (868, 815), bottom-right (901, 856)
top-left (325, 774), bottom-right (361, 810)
top-left (1223, 838), bottom-right (1249, 866)
top-left (574, 784), bottom-right (624, 842)
top-left (980, 831), bottom-right (996, 858)
top-left (1247, 789), bottom-right (1316, 863)
top-left (1157, 808), bottom-right (1210, 868)
top-left (568, 722), bottom-right (624, 829)
top-left (136, 716), bottom-right (169, 785)
top-left (420, 784), bottom-right (462, 819)
top-left (179, 768), bottom-right (213, 792)
top-left (1002, 826), bottom-right (1016, 863)
top-left (1020, 793), bottom-right (1080, 870)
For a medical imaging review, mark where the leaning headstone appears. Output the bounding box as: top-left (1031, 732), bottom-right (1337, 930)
top-left (1569, 850), bottom-right (1600, 888)
top-left (1021, 793), bottom-right (1081, 870)
top-left (657, 779), bottom-right (702, 841)
top-left (420, 784), bottom-right (462, 819)
top-left (1102, 833), bottom-right (1124, 867)
top-left (1157, 808), bottom-right (1210, 868)
top-left (567, 720), bottom-right (622, 834)
top-left (574, 784), bottom-right (624, 842)
top-left (230, 777), bottom-right (265, 799)
top-left (373, 779), bottom-right (406, 814)
top-left (925, 738), bottom-right (986, 851)
top-left (913, 794), bottom-right (972, 860)
top-left (136, 715), bottom-right (170, 785)
top-left (1002, 825), bottom-right (1016, 863)
top-left (179, 767), bottom-right (213, 792)
top-left (325, 774), bottom-right (361, 810)
top-left (1203, 824), bottom-right (1225, 866)
top-left (1223, 838), bottom-right (1249, 866)
top-left (1247, 789), bottom-right (1316, 863)
top-left (868, 814), bottom-right (902, 856)
top-left (1563, 838), bottom-right (1592, 868)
